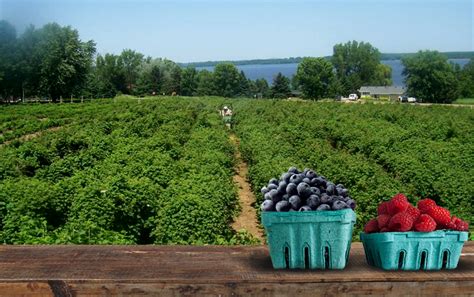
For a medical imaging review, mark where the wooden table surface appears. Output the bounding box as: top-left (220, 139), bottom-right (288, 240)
top-left (0, 242), bottom-right (472, 296)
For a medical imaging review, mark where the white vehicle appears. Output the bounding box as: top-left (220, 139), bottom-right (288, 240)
top-left (407, 97), bottom-right (417, 103)
top-left (348, 93), bottom-right (358, 101)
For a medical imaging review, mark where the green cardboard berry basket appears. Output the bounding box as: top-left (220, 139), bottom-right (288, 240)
top-left (261, 209), bottom-right (356, 269)
top-left (360, 231), bottom-right (468, 270)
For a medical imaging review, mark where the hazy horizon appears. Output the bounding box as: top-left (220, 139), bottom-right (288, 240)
top-left (1, 0), bottom-right (473, 63)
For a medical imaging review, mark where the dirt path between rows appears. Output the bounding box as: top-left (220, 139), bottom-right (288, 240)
top-left (229, 133), bottom-right (264, 242)
top-left (1, 126), bottom-right (62, 147)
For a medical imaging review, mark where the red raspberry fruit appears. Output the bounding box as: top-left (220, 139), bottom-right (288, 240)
top-left (426, 206), bottom-right (451, 226)
top-left (388, 211), bottom-right (414, 232)
top-left (387, 193), bottom-right (409, 215)
top-left (364, 219), bottom-right (379, 233)
top-left (414, 214), bottom-right (436, 232)
top-left (406, 204), bottom-right (421, 221)
top-left (451, 216), bottom-right (469, 231)
top-left (417, 198), bottom-right (437, 214)
top-left (380, 227), bottom-right (390, 232)
top-left (377, 214), bottom-right (391, 229)
top-left (377, 201), bottom-right (390, 215)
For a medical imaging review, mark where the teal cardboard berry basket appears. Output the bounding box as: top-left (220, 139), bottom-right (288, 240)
top-left (261, 209), bottom-right (356, 269)
top-left (360, 231), bottom-right (468, 270)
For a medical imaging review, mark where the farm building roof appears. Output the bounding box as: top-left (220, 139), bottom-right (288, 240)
top-left (358, 86), bottom-right (406, 95)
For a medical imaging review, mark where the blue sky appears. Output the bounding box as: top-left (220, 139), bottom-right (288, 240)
top-left (1, 0), bottom-right (472, 62)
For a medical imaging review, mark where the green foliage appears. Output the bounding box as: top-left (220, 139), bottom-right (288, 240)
top-left (270, 72), bottom-right (291, 99)
top-left (332, 40), bottom-right (391, 95)
top-left (213, 63), bottom-right (241, 97)
top-left (295, 57), bottom-right (337, 99)
top-left (458, 58), bottom-right (474, 98)
top-left (402, 50), bottom-right (459, 103)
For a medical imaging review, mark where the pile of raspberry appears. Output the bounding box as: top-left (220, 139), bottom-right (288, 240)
top-left (364, 193), bottom-right (469, 233)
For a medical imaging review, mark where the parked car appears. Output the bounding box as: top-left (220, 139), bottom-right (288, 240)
top-left (407, 97), bottom-right (417, 103)
top-left (348, 93), bottom-right (358, 101)
top-left (398, 96), bottom-right (408, 102)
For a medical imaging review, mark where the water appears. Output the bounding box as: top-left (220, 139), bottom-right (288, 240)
top-left (196, 59), bottom-right (470, 87)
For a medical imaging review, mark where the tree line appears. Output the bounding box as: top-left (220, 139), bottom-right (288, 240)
top-left (1, 20), bottom-right (473, 103)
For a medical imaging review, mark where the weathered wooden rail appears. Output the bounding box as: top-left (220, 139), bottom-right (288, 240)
top-left (0, 242), bottom-right (472, 296)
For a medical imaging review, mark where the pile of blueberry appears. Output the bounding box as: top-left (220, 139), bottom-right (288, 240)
top-left (260, 167), bottom-right (356, 212)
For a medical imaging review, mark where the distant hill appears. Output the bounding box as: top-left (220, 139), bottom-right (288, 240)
top-left (180, 51), bottom-right (473, 67)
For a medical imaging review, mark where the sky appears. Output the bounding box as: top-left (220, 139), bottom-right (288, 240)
top-left (0, 0), bottom-right (472, 63)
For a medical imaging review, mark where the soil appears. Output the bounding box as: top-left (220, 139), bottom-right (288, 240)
top-left (229, 133), bottom-right (264, 242)
top-left (1, 126), bottom-right (62, 146)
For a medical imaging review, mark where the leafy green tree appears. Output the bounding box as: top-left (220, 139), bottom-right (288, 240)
top-left (180, 67), bottom-right (198, 96)
top-left (237, 71), bottom-right (251, 97)
top-left (402, 50), bottom-right (459, 103)
top-left (332, 40), bottom-right (391, 94)
top-left (254, 78), bottom-right (270, 98)
top-left (295, 57), bottom-right (337, 99)
top-left (93, 53), bottom-right (127, 97)
top-left (196, 70), bottom-right (215, 96)
top-left (33, 23), bottom-right (95, 101)
top-left (213, 63), bottom-right (241, 97)
top-left (458, 58), bottom-right (474, 98)
top-left (0, 20), bottom-right (18, 100)
top-left (271, 72), bottom-right (291, 99)
top-left (118, 49), bottom-right (144, 94)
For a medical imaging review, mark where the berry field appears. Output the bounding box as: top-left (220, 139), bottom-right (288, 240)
top-left (0, 97), bottom-right (472, 244)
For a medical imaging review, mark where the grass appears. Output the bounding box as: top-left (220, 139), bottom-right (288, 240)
top-left (453, 98), bottom-right (474, 105)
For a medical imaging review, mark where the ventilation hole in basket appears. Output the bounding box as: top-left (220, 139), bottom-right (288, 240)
top-left (442, 250), bottom-right (450, 269)
top-left (419, 251), bottom-right (427, 270)
top-left (284, 246), bottom-right (290, 269)
top-left (398, 251), bottom-right (405, 269)
top-left (324, 246), bottom-right (330, 269)
top-left (304, 246), bottom-right (310, 269)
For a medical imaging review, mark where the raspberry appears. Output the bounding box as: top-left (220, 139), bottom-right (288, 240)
top-left (387, 193), bottom-right (409, 215)
top-left (414, 214), bottom-right (436, 232)
top-left (377, 201), bottom-right (390, 215)
top-left (426, 206), bottom-right (451, 226)
top-left (388, 211), bottom-right (414, 232)
top-left (380, 227), bottom-right (390, 232)
top-left (417, 198), bottom-right (437, 214)
top-left (377, 214), bottom-right (391, 229)
top-left (406, 204), bottom-right (421, 221)
top-left (451, 216), bottom-right (469, 231)
top-left (364, 219), bottom-right (379, 233)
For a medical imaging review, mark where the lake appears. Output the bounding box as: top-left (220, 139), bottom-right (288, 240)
top-left (197, 59), bottom-right (470, 86)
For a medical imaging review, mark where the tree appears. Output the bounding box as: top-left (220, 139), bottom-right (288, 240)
top-left (271, 72), bottom-right (291, 99)
top-left (213, 63), bottom-right (241, 97)
top-left (196, 70), bottom-right (215, 96)
top-left (92, 53), bottom-right (127, 97)
top-left (458, 58), bottom-right (474, 98)
top-left (32, 23), bottom-right (96, 101)
top-left (118, 49), bottom-right (144, 94)
top-left (332, 40), bottom-right (391, 95)
top-left (180, 67), bottom-right (198, 96)
top-left (295, 57), bottom-right (337, 99)
top-left (402, 50), bottom-right (458, 103)
top-left (0, 20), bottom-right (18, 100)
top-left (237, 71), bottom-right (251, 97)
top-left (254, 78), bottom-right (270, 98)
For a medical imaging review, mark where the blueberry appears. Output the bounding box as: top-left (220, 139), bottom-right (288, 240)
top-left (339, 188), bottom-right (348, 197)
top-left (326, 184), bottom-right (335, 195)
top-left (289, 174), bottom-right (301, 184)
top-left (303, 168), bottom-right (311, 174)
top-left (288, 166), bottom-right (299, 174)
top-left (264, 192), bottom-right (272, 200)
top-left (310, 187), bottom-right (321, 196)
top-left (289, 195), bottom-right (302, 210)
top-left (306, 170), bottom-right (316, 179)
top-left (320, 193), bottom-right (330, 204)
top-left (316, 204), bottom-right (331, 211)
top-left (261, 186), bottom-right (269, 195)
top-left (275, 200), bottom-right (291, 212)
top-left (267, 183), bottom-right (278, 191)
top-left (282, 194), bottom-right (289, 201)
top-left (269, 178), bottom-right (279, 185)
top-left (336, 183), bottom-right (344, 189)
top-left (332, 200), bottom-right (348, 210)
top-left (307, 195), bottom-right (321, 209)
top-left (302, 177), bottom-right (311, 184)
top-left (299, 205), bottom-right (312, 211)
top-left (315, 177), bottom-right (326, 187)
top-left (281, 172), bottom-right (292, 183)
top-left (346, 199), bottom-right (356, 210)
top-left (277, 183), bottom-right (287, 194)
top-left (286, 183), bottom-right (298, 195)
top-left (269, 189), bottom-right (281, 203)
top-left (297, 182), bottom-right (311, 198)
top-left (261, 200), bottom-right (274, 211)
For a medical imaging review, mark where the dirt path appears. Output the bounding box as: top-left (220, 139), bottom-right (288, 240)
top-left (229, 133), bottom-right (264, 242)
top-left (1, 126), bottom-right (62, 146)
